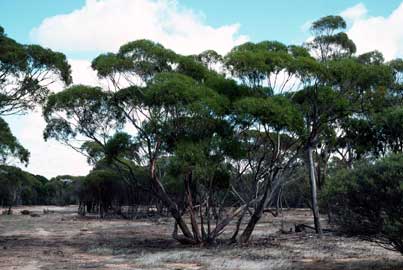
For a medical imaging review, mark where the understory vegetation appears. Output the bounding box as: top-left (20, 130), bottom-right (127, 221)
top-left (1, 15), bottom-right (403, 255)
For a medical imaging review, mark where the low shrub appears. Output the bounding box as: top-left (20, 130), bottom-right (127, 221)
top-left (324, 154), bottom-right (403, 254)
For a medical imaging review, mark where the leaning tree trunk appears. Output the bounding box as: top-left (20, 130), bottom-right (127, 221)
top-left (238, 172), bottom-right (275, 244)
top-left (239, 212), bottom-right (261, 244)
top-left (149, 159), bottom-right (194, 242)
top-left (306, 145), bottom-right (323, 235)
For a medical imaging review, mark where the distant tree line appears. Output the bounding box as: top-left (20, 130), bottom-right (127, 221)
top-left (0, 166), bottom-right (78, 208)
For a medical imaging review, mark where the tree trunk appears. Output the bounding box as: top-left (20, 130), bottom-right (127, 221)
top-left (230, 209), bottom-right (246, 243)
top-left (239, 173), bottom-right (274, 243)
top-left (306, 145), bottom-right (323, 236)
top-left (184, 171), bottom-right (201, 243)
top-left (239, 213), bottom-right (260, 243)
top-left (150, 159), bottom-right (194, 240)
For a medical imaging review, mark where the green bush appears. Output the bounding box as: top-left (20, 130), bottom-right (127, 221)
top-left (324, 154), bottom-right (403, 254)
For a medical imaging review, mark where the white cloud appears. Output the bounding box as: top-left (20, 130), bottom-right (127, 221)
top-left (69, 59), bottom-right (100, 85)
top-left (342, 2), bottom-right (403, 60)
top-left (341, 3), bottom-right (367, 22)
top-left (30, 0), bottom-right (248, 56)
top-left (6, 112), bottom-right (91, 178)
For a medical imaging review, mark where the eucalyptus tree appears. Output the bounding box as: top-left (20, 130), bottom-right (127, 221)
top-left (301, 18), bottom-right (355, 232)
top-left (231, 95), bottom-right (303, 243)
top-left (307, 15), bottom-right (356, 61)
top-left (224, 41), bottom-right (314, 241)
top-left (44, 40), bottom-right (244, 244)
top-left (294, 16), bottom-right (394, 235)
top-left (0, 25), bottom-right (71, 165)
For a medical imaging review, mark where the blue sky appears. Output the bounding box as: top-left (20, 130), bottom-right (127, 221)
top-left (2, 0), bottom-right (403, 177)
top-left (2, 0), bottom-right (402, 58)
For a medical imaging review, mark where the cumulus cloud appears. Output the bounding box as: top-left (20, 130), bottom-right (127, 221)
top-left (342, 2), bottom-right (403, 60)
top-left (30, 0), bottom-right (248, 55)
top-left (341, 3), bottom-right (367, 22)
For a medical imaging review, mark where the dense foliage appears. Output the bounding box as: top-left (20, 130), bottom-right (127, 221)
top-left (0, 166), bottom-right (78, 207)
top-left (325, 154), bottom-right (403, 253)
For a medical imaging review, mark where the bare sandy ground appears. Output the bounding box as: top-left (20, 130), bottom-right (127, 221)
top-left (0, 206), bottom-right (402, 270)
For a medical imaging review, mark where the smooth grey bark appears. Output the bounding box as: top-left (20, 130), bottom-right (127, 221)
top-left (306, 145), bottom-right (323, 235)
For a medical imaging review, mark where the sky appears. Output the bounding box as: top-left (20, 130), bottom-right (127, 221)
top-left (1, 0), bottom-right (403, 178)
